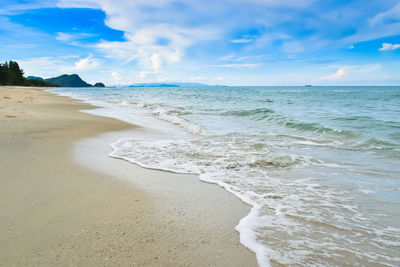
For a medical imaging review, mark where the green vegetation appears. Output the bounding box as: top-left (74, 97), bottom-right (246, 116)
top-left (0, 61), bottom-right (57, 87)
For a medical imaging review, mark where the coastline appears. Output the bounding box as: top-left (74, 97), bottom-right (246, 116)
top-left (0, 86), bottom-right (257, 266)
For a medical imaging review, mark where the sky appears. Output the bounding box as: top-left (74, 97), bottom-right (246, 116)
top-left (1, 0), bottom-right (400, 86)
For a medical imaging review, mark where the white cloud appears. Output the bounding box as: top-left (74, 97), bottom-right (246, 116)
top-left (150, 53), bottom-right (162, 70)
top-left (96, 23), bottom-right (217, 72)
top-left (111, 71), bottom-right (122, 81)
top-left (342, 21), bottom-right (400, 46)
top-left (212, 63), bottom-right (261, 68)
top-left (320, 64), bottom-right (381, 81)
top-left (55, 32), bottom-right (74, 42)
top-left (56, 0), bottom-right (310, 79)
top-left (57, 0), bottom-right (221, 75)
top-left (321, 67), bottom-right (347, 81)
top-left (235, 0), bottom-right (314, 8)
top-left (55, 32), bottom-right (96, 42)
top-left (282, 41), bottom-right (305, 53)
top-left (137, 70), bottom-right (166, 83)
top-left (379, 43), bottom-right (400, 51)
top-left (370, 2), bottom-right (400, 26)
top-left (213, 76), bottom-right (225, 82)
top-left (341, 2), bottom-right (400, 45)
top-left (65, 55), bottom-right (99, 72)
top-left (217, 54), bottom-right (236, 61)
top-left (56, 0), bottom-right (100, 9)
top-left (230, 38), bottom-right (253, 44)
top-left (0, 1), bottom-right (55, 15)
top-left (357, 64), bottom-right (381, 73)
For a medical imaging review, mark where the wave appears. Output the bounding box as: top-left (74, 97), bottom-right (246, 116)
top-left (121, 101), bottom-right (203, 135)
top-left (152, 107), bottom-right (203, 135)
top-left (223, 108), bottom-right (275, 120)
top-left (223, 108), bottom-right (359, 139)
top-left (333, 116), bottom-right (400, 129)
top-left (350, 138), bottom-right (399, 155)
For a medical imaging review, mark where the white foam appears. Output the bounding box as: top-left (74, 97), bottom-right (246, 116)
top-left (152, 107), bottom-right (204, 135)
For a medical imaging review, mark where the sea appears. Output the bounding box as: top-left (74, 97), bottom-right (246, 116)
top-left (50, 86), bottom-right (400, 266)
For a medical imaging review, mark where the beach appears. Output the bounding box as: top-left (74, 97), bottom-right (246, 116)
top-left (0, 86), bottom-right (257, 266)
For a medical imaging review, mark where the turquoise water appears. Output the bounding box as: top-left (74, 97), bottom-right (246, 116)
top-left (51, 86), bottom-right (400, 266)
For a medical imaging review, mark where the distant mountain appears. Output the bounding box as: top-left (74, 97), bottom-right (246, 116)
top-left (129, 83), bottom-right (178, 87)
top-left (27, 76), bottom-right (44, 80)
top-left (129, 82), bottom-right (216, 87)
top-left (45, 74), bottom-right (92, 87)
top-left (173, 82), bottom-right (214, 87)
top-left (93, 82), bottom-right (105, 87)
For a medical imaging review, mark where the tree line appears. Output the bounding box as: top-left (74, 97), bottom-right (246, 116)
top-left (0, 61), bottom-right (57, 87)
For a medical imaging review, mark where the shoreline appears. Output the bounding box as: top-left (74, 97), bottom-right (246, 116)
top-left (0, 86), bottom-right (257, 266)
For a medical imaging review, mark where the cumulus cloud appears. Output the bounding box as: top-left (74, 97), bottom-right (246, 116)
top-left (55, 0), bottom-right (315, 75)
top-left (96, 23), bottom-right (217, 72)
top-left (379, 43), bottom-right (400, 51)
top-left (65, 55), bottom-right (99, 71)
top-left (58, 0), bottom-right (220, 73)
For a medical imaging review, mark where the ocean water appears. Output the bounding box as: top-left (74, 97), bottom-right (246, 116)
top-left (50, 86), bottom-right (400, 266)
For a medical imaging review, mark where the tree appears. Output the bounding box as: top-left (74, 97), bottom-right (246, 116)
top-left (7, 61), bottom-right (25, 85)
top-left (0, 62), bottom-right (9, 85)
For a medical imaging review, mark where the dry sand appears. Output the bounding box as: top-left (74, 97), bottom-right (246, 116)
top-left (0, 86), bottom-right (257, 266)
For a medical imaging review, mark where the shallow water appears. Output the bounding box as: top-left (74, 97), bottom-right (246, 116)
top-left (51, 86), bottom-right (400, 266)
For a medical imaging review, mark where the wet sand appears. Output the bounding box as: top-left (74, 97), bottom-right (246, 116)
top-left (0, 86), bottom-right (257, 266)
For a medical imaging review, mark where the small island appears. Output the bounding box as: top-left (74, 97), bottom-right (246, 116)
top-left (93, 82), bottom-right (105, 87)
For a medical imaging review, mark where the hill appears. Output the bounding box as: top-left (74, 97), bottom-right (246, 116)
top-left (93, 82), bottom-right (105, 87)
top-left (45, 74), bottom-right (92, 87)
top-left (27, 76), bottom-right (44, 80)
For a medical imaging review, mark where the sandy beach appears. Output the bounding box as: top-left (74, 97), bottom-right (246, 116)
top-left (0, 86), bottom-right (257, 266)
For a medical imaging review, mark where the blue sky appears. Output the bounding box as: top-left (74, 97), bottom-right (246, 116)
top-left (1, 0), bottom-right (400, 85)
